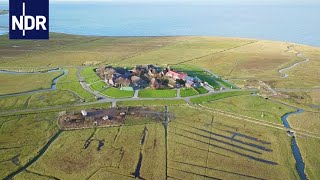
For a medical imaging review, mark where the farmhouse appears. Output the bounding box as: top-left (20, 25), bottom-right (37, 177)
top-left (97, 65), bottom-right (203, 90)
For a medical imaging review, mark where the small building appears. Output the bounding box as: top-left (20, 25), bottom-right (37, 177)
top-left (81, 110), bottom-right (87, 116)
top-left (184, 76), bottom-right (194, 82)
top-left (185, 80), bottom-right (194, 88)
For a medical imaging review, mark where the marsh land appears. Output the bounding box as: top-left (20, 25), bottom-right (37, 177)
top-left (0, 33), bottom-right (319, 179)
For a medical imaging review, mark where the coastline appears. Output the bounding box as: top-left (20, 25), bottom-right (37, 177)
top-left (0, 10), bottom-right (8, 15)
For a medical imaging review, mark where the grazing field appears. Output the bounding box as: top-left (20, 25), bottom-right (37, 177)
top-left (26, 124), bottom-right (166, 179)
top-left (202, 95), bottom-right (296, 124)
top-left (168, 106), bottom-right (298, 179)
top-left (0, 34), bottom-right (188, 67)
top-left (57, 68), bottom-right (95, 101)
top-left (180, 88), bottom-right (199, 97)
top-left (139, 89), bottom-right (177, 98)
top-left (117, 100), bottom-right (186, 107)
top-left (100, 87), bottom-right (134, 98)
top-left (288, 111), bottom-right (320, 134)
top-left (0, 91), bottom-right (80, 111)
top-left (0, 112), bottom-right (59, 179)
top-left (118, 37), bottom-right (254, 65)
top-left (1, 105), bottom-right (301, 179)
top-left (190, 91), bottom-right (252, 104)
top-left (271, 90), bottom-right (320, 111)
top-left (0, 71), bottom-right (62, 95)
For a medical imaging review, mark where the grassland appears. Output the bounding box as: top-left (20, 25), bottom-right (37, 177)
top-left (190, 91), bottom-right (252, 104)
top-left (139, 89), bottom-right (177, 98)
top-left (201, 95), bottom-right (296, 124)
top-left (1, 105), bottom-right (300, 179)
top-left (0, 91), bottom-right (80, 111)
top-left (167, 106), bottom-right (298, 179)
top-left (25, 124), bottom-right (166, 179)
top-left (0, 112), bottom-right (59, 179)
top-left (288, 111), bottom-right (320, 134)
top-left (100, 87), bottom-right (134, 98)
top-left (0, 71), bottom-right (62, 95)
top-left (57, 68), bottom-right (95, 101)
top-left (180, 88), bottom-right (199, 97)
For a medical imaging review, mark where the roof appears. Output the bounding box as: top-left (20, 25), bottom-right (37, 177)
top-left (167, 70), bottom-right (180, 77)
top-left (178, 73), bottom-right (188, 79)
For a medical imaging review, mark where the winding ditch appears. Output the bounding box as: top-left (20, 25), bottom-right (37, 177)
top-left (281, 109), bottom-right (307, 180)
top-left (0, 68), bottom-right (67, 97)
top-left (5, 130), bottom-right (63, 180)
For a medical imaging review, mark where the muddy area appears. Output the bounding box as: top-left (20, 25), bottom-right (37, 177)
top-left (59, 107), bottom-right (165, 130)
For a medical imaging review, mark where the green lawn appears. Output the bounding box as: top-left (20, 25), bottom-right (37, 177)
top-left (180, 88), bottom-right (199, 97)
top-left (80, 67), bottom-right (101, 84)
top-left (190, 91), bottom-right (252, 104)
top-left (0, 71), bottom-right (62, 95)
top-left (57, 68), bottom-right (95, 101)
top-left (90, 81), bottom-right (107, 92)
top-left (117, 99), bottom-right (186, 107)
top-left (194, 86), bottom-right (208, 94)
top-left (139, 89), bottom-right (177, 98)
top-left (100, 87), bottom-right (134, 98)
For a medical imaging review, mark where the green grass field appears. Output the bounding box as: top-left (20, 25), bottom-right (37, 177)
top-left (201, 95), bottom-right (296, 124)
top-left (57, 68), bottom-right (95, 101)
top-left (194, 86), bottom-right (208, 94)
top-left (0, 91), bottom-right (80, 111)
top-left (1, 105), bottom-right (300, 179)
top-left (117, 99), bottom-right (186, 107)
top-left (100, 87), bottom-right (134, 98)
top-left (0, 112), bottom-right (59, 179)
top-left (139, 89), bottom-right (177, 98)
top-left (90, 81), bottom-right (107, 92)
top-left (180, 88), bottom-right (199, 97)
top-left (0, 71), bottom-right (62, 95)
top-left (167, 106), bottom-right (298, 179)
top-left (190, 91), bottom-right (252, 104)
top-left (0, 33), bottom-right (319, 179)
top-left (25, 124), bottom-right (165, 179)
top-left (80, 67), bottom-right (101, 84)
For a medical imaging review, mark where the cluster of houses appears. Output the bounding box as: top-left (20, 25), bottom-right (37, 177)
top-left (97, 65), bottom-right (203, 91)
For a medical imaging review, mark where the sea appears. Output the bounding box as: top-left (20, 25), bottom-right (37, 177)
top-left (0, 2), bottom-right (319, 47)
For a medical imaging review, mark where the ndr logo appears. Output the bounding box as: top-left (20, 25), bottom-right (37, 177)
top-left (9, 0), bottom-right (49, 39)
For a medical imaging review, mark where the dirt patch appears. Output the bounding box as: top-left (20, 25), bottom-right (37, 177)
top-left (59, 107), bottom-right (165, 130)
